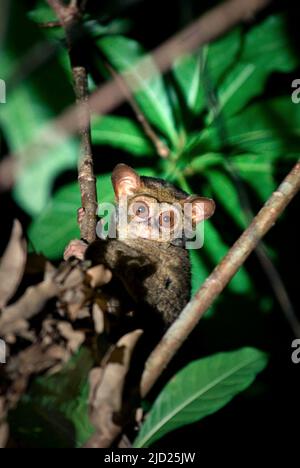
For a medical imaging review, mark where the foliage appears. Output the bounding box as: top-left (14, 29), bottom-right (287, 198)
top-left (9, 349), bottom-right (95, 448)
top-left (133, 348), bottom-right (268, 447)
top-left (1, 1), bottom-right (298, 448)
top-left (0, 1), bottom-right (78, 215)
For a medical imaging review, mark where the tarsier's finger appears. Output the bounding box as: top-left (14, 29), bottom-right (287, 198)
top-left (77, 208), bottom-right (85, 226)
top-left (64, 239), bottom-right (87, 261)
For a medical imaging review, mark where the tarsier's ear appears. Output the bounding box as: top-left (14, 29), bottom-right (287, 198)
top-left (185, 196), bottom-right (216, 224)
top-left (112, 164), bottom-right (141, 199)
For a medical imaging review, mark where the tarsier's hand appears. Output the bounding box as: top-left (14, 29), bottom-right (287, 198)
top-left (64, 208), bottom-right (88, 260)
top-left (64, 239), bottom-right (88, 261)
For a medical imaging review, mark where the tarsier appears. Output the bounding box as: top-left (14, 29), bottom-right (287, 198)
top-left (65, 164), bottom-right (215, 325)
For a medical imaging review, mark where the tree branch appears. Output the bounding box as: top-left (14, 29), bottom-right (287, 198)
top-left (46, 0), bottom-right (98, 244)
top-left (74, 67), bottom-right (98, 243)
top-left (141, 160), bottom-right (300, 397)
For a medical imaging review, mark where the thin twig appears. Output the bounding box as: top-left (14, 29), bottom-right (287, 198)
top-left (105, 62), bottom-right (170, 159)
top-left (141, 160), bottom-right (300, 397)
top-left (46, 0), bottom-right (98, 243)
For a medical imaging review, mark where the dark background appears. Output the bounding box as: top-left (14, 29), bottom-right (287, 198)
top-left (1, 0), bottom-right (299, 450)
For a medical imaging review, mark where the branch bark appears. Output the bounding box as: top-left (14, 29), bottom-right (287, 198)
top-left (141, 160), bottom-right (300, 397)
top-left (46, 0), bottom-right (98, 244)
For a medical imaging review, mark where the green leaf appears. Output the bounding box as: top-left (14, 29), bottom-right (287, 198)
top-left (97, 36), bottom-right (177, 145)
top-left (172, 52), bottom-right (204, 114)
top-left (184, 153), bottom-right (224, 173)
top-left (206, 170), bottom-right (247, 229)
top-left (189, 248), bottom-right (215, 318)
top-left (230, 154), bottom-right (277, 202)
top-left (28, 173), bottom-right (112, 259)
top-left (10, 348), bottom-right (95, 448)
top-left (134, 347), bottom-right (268, 447)
top-left (84, 18), bottom-right (132, 39)
top-left (172, 28), bottom-right (241, 116)
top-left (224, 97), bottom-right (300, 158)
top-left (28, 3), bottom-right (57, 24)
top-left (204, 28), bottom-right (242, 85)
top-left (28, 168), bottom-right (156, 259)
top-left (204, 222), bottom-right (252, 294)
top-left (186, 96), bottom-right (300, 163)
top-left (208, 14), bottom-right (299, 121)
top-left (175, 174), bottom-right (252, 295)
top-left (0, 0), bottom-right (77, 215)
top-left (13, 139), bottom-right (79, 216)
top-left (190, 247), bottom-right (209, 296)
top-left (92, 115), bottom-right (155, 156)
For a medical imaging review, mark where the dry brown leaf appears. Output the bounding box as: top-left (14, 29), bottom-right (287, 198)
top-left (44, 261), bottom-right (57, 281)
top-left (57, 322), bottom-right (85, 353)
top-left (54, 260), bottom-right (75, 284)
top-left (0, 420), bottom-right (9, 449)
top-left (118, 434), bottom-right (132, 448)
top-left (0, 220), bottom-right (27, 309)
top-left (59, 266), bottom-right (85, 290)
top-left (0, 397), bottom-right (9, 449)
top-left (6, 343), bottom-right (59, 380)
top-left (76, 307), bottom-right (91, 320)
top-left (87, 265), bottom-right (112, 288)
top-left (84, 329), bottom-right (143, 448)
top-left (92, 303), bottom-right (105, 334)
top-left (91, 329), bottom-right (143, 415)
top-left (0, 279), bottom-right (59, 338)
top-left (56, 261), bottom-right (94, 321)
top-left (0, 230), bottom-right (143, 448)
top-left (1, 342), bottom-right (65, 421)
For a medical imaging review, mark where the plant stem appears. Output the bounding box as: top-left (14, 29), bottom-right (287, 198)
top-left (104, 62), bottom-right (170, 158)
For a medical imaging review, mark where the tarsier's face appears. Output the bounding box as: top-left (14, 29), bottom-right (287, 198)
top-left (122, 194), bottom-right (186, 243)
top-left (111, 164), bottom-right (215, 246)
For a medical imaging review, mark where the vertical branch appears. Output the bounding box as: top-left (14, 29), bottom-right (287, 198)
top-left (74, 67), bottom-right (98, 243)
top-left (46, 0), bottom-right (98, 243)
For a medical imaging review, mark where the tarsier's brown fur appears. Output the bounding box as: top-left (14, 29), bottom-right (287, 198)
top-left (65, 164), bottom-right (215, 326)
top-left (86, 237), bottom-right (191, 325)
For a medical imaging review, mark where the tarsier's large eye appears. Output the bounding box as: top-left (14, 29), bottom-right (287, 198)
top-left (132, 201), bottom-right (149, 219)
top-left (159, 210), bottom-right (176, 229)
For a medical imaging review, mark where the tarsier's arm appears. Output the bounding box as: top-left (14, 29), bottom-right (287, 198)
top-left (85, 239), bottom-right (151, 272)
top-left (64, 237), bottom-right (189, 324)
top-left (64, 207), bottom-right (145, 263)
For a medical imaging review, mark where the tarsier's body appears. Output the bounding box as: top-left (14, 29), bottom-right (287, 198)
top-left (65, 164), bottom-right (215, 325)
